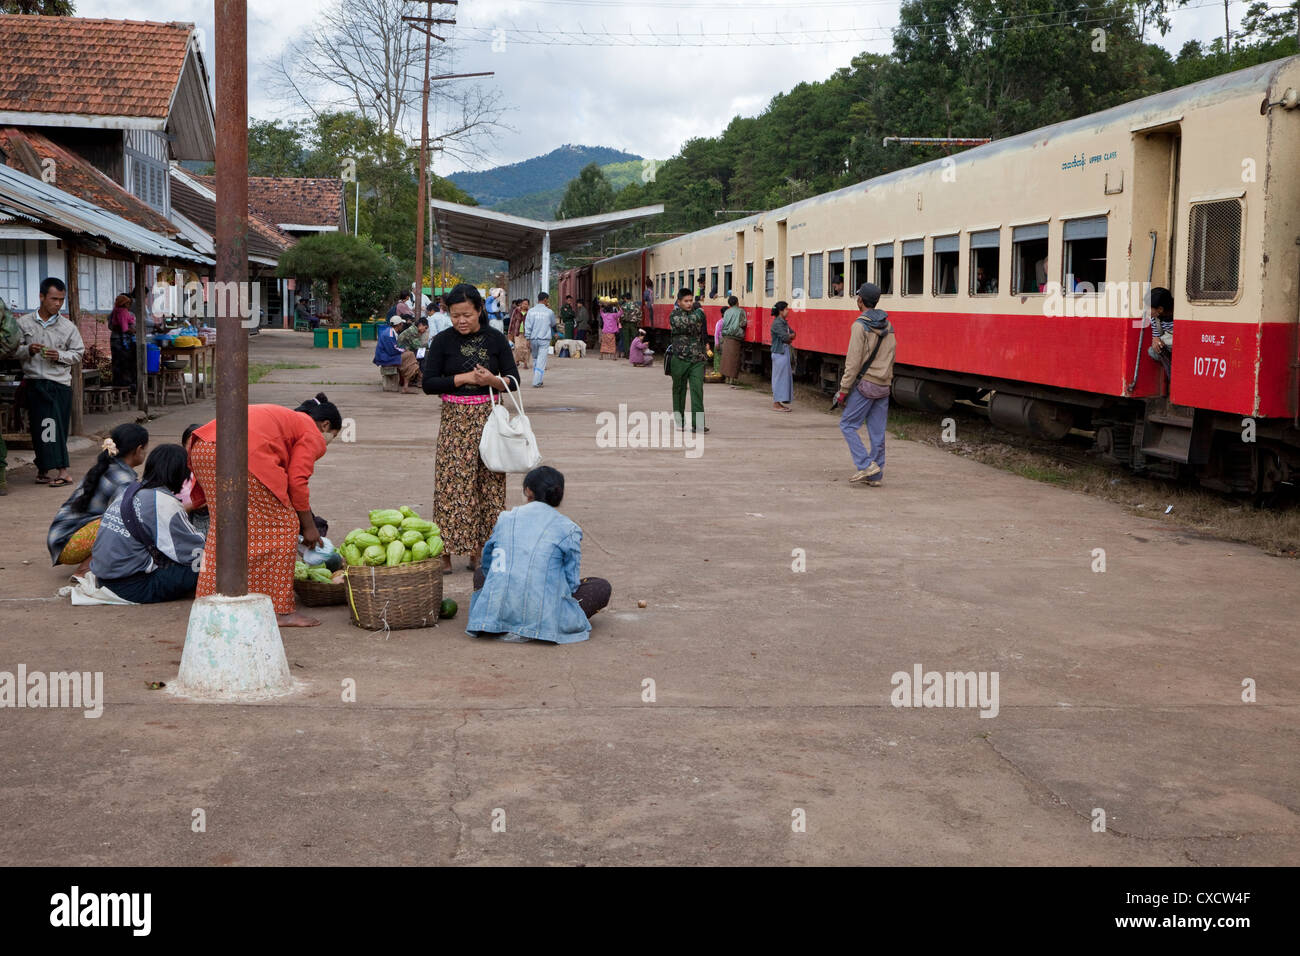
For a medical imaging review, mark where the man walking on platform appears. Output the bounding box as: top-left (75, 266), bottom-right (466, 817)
top-left (525, 291), bottom-right (558, 387)
top-left (668, 288), bottom-right (708, 432)
top-left (19, 277), bottom-right (83, 488)
top-left (834, 282), bottom-right (894, 487)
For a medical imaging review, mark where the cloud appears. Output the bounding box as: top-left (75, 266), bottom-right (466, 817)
top-left (79, 0), bottom-right (1249, 176)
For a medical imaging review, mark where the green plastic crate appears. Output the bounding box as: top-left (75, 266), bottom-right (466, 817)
top-left (313, 328), bottom-right (329, 348)
top-left (341, 327), bottom-right (361, 348)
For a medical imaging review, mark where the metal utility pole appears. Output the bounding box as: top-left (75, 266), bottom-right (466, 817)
top-left (214, 0), bottom-right (249, 595)
top-left (402, 2), bottom-right (492, 304)
top-left (1224, 0), bottom-right (1232, 57)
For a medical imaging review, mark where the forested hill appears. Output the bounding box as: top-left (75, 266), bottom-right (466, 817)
top-left (564, 0), bottom-right (1300, 244)
top-left (448, 145), bottom-right (641, 207)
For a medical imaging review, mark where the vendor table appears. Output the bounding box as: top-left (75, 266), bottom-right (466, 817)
top-left (159, 344), bottom-right (216, 400)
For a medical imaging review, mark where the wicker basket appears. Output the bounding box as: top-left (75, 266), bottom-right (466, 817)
top-left (294, 576), bottom-right (348, 607)
top-left (345, 561), bottom-right (443, 631)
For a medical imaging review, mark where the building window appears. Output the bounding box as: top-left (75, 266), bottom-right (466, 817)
top-left (873, 244), bottom-right (893, 295)
top-left (746, 262), bottom-right (753, 293)
top-left (829, 250), bottom-right (845, 295)
top-left (1187, 200), bottom-right (1242, 302)
top-left (1012, 223), bottom-right (1049, 294)
top-left (790, 255), bottom-right (804, 299)
top-left (970, 229), bottom-right (999, 294)
top-left (0, 239), bottom-right (24, 310)
top-left (723, 264), bottom-right (733, 297)
top-left (1063, 216), bottom-right (1107, 292)
top-left (901, 239), bottom-right (924, 295)
top-left (808, 253), bottom-right (823, 298)
top-left (77, 254), bottom-right (94, 306)
top-left (764, 259), bottom-right (775, 296)
top-left (933, 235), bottom-right (959, 296)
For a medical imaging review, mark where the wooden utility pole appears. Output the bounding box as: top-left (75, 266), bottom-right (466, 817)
top-left (402, 1), bottom-right (491, 301)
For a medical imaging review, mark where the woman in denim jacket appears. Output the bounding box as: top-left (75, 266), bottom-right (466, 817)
top-left (467, 466), bottom-right (611, 644)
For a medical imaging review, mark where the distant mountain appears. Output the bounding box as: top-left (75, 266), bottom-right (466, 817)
top-left (486, 159), bottom-right (659, 221)
top-left (448, 144), bottom-right (641, 208)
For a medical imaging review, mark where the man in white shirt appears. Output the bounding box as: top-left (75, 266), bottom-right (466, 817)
top-left (523, 292), bottom-right (558, 387)
top-left (19, 277), bottom-right (84, 487)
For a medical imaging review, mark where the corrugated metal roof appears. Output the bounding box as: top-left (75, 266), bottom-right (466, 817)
top-left (429, 201), bottom-right (665, 261)
top-left (0, 161), bottom-right (212, 265)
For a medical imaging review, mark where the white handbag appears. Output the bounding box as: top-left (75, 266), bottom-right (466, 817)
top-left (479, 376), bottom-right (542, 473)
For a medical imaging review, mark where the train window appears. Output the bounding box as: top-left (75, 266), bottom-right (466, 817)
top-left (872, 244), bottom-right (892, 294)
top-left (933, 235), bottom-right (959, 296)
top-left (697, 269), bottom-right (706, 297)
top-left (1187, 200), bottom-right (1242, 301)
top-left (687, 269), bottom-right (695, 295)
top-left (791, 255), bottom-right (804, 300)
top-left (829, 250), bottom-right (845, 295)
top-left (1063, 217), bottom-right (1107, 292)
top-left (746, 262), bottom-right (754, 293)
top-left (808, 253), bottom-right (823, 298)
top-left (677, 271), bottom-right (685, 294)
top-left (1012, 223), bottom-right (1049, 294)
top-left (901, 239), bottom-right (924, 296)
top-left (970, 229), bottom-right (999, 295)
top-left (710, 267), bottom-right (719, 298)
top-left (724, 265), bottom-right (733, 296)
top-left (764, 259), bottom-right (775, 296)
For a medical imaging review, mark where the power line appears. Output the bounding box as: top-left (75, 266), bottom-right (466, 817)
top-left (455, 0), bottom-right (1230, 46)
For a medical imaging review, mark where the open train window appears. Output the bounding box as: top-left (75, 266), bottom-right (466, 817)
top-left (677, 271), bottom-right (685, 294)
top-left (687, 269), bottom-right (695, 295)
top-left (697, 268), bottom-right (706, 297)
top-left (746, 262), bottom-right (754, 293)
top-left (1187, 199), bottom-right (1242, 301)
top-left (724, 265), bottom-right (733, 296)
top-left (933, 235), bottom-right (959, 296)
top-left (791, 255), bottom-right (804, 300)
top-left (1012, 223), bottom-right (1049, 294)
top-left (764, 259), bottom-right (775, 296)
top-left (829, 250), bottom-right (845, 295)
top-left (970, 229), bottom-right (999, 294)
top-left (710, 267), bottom-right (719, 298)
top-left (1063, 216), bottom-right (1107, 292)
top-left (808, 253), bottom-right (823, 298)
top-left (873, 244), bottom-right (893, 294)
top-left (901, 239), bottom-right (924, 296)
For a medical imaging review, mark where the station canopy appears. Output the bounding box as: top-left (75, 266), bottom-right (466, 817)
top-left (428, 200), bottom-right (665, 261)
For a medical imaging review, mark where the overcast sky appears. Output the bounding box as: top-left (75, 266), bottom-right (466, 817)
top-left (86, 0), bottom-right (1240, 176)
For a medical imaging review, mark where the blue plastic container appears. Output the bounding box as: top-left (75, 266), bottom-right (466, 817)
top-left (146, 343), bottom-right (161, 374)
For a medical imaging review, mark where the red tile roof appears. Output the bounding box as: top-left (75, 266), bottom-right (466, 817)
top-left (195, 174), bottom-right (345, 230)
top-left (170, 173), bottom-right (295, 262)
top-left (0, 16), bottom-right (194, 119)
top-left (0, 126), bottom-right (181, 237)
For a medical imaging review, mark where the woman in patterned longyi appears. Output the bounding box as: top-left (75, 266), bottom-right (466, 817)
top-left (421, 283), bottom-right (520, 574)
top-left (189, 394), bottom-right (343, 628)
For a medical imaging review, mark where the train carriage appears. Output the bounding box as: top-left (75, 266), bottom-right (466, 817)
top-left (595, 56), bottom-right (1300, 493)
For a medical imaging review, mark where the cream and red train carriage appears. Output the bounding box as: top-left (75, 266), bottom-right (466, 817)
top-left (595, 56), bottom-right (1300, 493)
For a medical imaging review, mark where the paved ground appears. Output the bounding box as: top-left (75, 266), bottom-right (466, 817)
top-left (1, 330), bottom-right (1296, 865)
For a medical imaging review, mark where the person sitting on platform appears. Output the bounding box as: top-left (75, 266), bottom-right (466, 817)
top-left (467, 466), bottom-right (611, 645)
top-left (88, 444), bottom-right (206, 605)
top-left (47, 424), bottom-right (149, 571)
top-left (629, 328), bottom-right (654, 367)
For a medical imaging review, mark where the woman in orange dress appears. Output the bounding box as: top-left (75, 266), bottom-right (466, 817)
top-left (189, 393), bottom-right (342, 627)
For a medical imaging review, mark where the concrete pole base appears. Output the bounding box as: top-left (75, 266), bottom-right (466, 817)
top-left (172, 594), bottom-right (298, 701)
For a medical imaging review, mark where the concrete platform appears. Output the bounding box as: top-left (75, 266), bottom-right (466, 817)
top-left (0, 329), bottom-right (1296, 865)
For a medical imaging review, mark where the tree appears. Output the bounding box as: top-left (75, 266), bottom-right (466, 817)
top-left (278, 233), bottom-right (388, 322)
top-left (555, 163), bottom-right (615, 220)
top-left (0, 1), bottom-right (75, 12)
top-left (248, 119), bottom-right (311, 177)
top-left (265, 0), bottom-right (504, 166)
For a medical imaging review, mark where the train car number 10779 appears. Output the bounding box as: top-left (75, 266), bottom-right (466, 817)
top-left (1192, 355), bottom-right (1228, 378)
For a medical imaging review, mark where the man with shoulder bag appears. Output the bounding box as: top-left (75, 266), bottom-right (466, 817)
top-left (833, 282), bottom-right (895, 487)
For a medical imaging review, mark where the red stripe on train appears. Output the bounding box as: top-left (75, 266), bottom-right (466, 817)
top-left (645, 304), bottom-right (1296, 418)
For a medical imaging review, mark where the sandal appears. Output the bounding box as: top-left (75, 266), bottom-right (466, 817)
top-left (48, 477), bottom-right (71, 487)
top-left (35, 474), bottom-right (50, 484)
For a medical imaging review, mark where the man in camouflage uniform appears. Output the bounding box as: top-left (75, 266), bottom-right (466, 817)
top-left (618, 292), bottom-right (640, 360)
top-left (559, 296), bottom-right (576, 340)
top-left (668, 288), bottom-right (708, 432)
